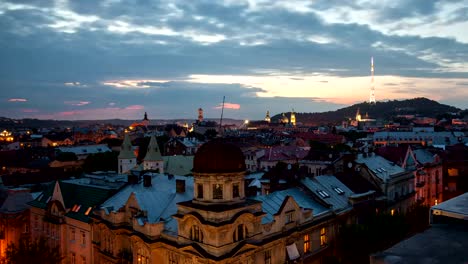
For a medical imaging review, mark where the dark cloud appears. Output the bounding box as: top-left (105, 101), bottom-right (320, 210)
top-left (0, 0), bottom-right (467, 118)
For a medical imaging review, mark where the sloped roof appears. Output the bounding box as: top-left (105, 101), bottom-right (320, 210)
top-left (99, 174), bottom-right (194, 233)
top-left (0, 189), bottom-right (35, 213)
top-left (259, 146), bottom-right (309, 162)
top-left (58, 144), bottom-right (111, 156)
top-left (413, 148), bottom-right (436, 165)
top-left (118, 134), bottom-right (136, 159)
top-left (144, 136), bottom-right (163, 161)
top-left (252, 188), bottom-right (329, 224)
top-left (356, 154), bottom-right (405, 181)
top-left (28, 181), bottom-right (117, 223)
top-left (163, 155), bottom-right (194, 176)
top-left (301, 176), bottom-right (354, 213)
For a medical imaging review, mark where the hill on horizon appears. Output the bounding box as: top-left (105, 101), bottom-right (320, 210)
top-left (272, 97), bottom-right (463, 125)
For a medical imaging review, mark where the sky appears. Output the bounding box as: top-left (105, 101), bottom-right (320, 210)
top-left (0, 0), bottom-right (467, 120)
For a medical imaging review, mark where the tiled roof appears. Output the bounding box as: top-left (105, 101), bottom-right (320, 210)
top-left (259, 146), bottom-right (309, 162)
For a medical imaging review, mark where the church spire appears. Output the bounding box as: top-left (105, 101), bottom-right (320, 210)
top-left (118, 134), bottom-right (136, 159)
top-left (143, 112), bottom-right (148, 121)
top-left (144, 136), bottom-right (163, 161)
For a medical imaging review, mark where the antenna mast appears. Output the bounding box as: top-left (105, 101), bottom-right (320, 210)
top-left (219, 96), bottom-right (225, 135)
top-left (369, 56), bottom-right (376, 104)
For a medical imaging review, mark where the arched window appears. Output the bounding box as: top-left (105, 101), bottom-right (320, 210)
top-left (137, 247), bottom-right (149, 264)
top-left (233, 224), bottom-right (248, 242)
top-left (190, 225), bottom-right (203, 242)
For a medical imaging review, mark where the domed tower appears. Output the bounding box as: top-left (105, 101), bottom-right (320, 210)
top-left (192, 140), bottom-right (247, 204)
top-left (174, 140), bottom-right (264, 258)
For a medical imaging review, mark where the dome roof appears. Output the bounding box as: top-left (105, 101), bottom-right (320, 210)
top-left (193, 139), bottom-right (246, 173)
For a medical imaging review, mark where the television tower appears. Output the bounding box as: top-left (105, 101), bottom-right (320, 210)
top-left (369, 56), bottom-right (376, 104)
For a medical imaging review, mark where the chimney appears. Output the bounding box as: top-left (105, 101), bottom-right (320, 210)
top-left (143, 175), bottom-right (152, 187)
top-left (128, 174), bottom-right (139, 184)
top-left (176, 179), bottom-right (185, 193)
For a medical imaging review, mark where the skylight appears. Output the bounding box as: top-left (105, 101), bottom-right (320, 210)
top-left (333, 187), bottom-right (345, 195)
top-left (317, 190), bottom-right (330, 198)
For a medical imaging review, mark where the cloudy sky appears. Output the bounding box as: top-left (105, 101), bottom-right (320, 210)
top-left (1, 0), bottom-right (467, 120)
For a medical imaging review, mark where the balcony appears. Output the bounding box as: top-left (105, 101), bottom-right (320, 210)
top-left (416, 181), bottom-right (425, 188)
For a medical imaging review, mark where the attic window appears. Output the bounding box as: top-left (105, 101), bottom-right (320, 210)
top-left (376, 168), bottom-right (383, 173)
top-left (84, 207), bottom-right (92, 216)
top-left (381, 168), bottom-right (387, 172)
top-left (71, 205), bottom-right (81, 212)
top-left (333, 187), bottom-right (345, 195)
top-left (317, 190), bottom-right (330, 198)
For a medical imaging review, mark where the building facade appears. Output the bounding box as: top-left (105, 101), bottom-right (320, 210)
top-left (92, 140), bottom-right (353, 264)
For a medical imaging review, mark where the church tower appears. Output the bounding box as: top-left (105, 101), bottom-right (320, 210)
top-left (174, 140), bottom-right (264, 258)
top-left (118, 134), bottom-right (136, 174)
top-left (143, 135), bottom-right (164, 173)
top-left (355, 108), bottom-right (362, 122)
top-left (290, 108), bottom-right (296, 126)
top-left (369, 56), bottom-right (376, 104)
top-left (265, 110), bottom-right (271, 123)
top-left (198, 108), bottom-right (204, 123)
top-left (141, 112), bottom-right (150, 127)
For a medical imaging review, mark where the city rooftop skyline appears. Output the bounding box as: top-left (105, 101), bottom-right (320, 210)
top-left (1, 0), bottom-right (467, 120)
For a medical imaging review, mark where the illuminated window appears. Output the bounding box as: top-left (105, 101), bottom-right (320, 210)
top-left (264, 250), bottom-right (272, 264)
top-left (391, 209), bottom-right (395, 216)
top-left (233, 183), bottom-right (240, 198)
top-left (137, 248), bottom-right (149, 264)
top-left (197, 184), bottom-right (203, 199)
top-left (304, 234), bottom-right (310, 253)
top-left (190, 225), bottom-right (203, 242)
top-left (213, 184), bottom-right (223, 199)
top-left (320, 228), bottom-right (327, 246)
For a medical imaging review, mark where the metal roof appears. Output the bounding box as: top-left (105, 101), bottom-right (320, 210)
top-left (356, 154), bottom-right (405, 181)
top-left (301, 176), bottom-right (354, 213)
top-left (252, 188), bottom-right (329, 224)
top-left (100, 174), bottom-right (194, 228)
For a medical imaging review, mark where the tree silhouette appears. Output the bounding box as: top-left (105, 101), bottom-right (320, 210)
top-left (1, 237), bottom-right (63, 264)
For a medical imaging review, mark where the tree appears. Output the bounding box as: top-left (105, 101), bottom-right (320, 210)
top-left (204, 129), bottom-right (218, 139)
top-left (1, 237), bottom-right (62, 264)
top-left (55, 151), bottom-right (78, 162)
top-left (82, 151), bottom-right (119, 173)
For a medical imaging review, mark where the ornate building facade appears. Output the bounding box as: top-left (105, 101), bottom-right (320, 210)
top-left (92, 140), bottom-right (354, 264)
